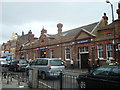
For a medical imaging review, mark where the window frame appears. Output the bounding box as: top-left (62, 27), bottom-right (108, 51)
top-left (97, 44), bottom-right (104, 59)
top-left (65, 48), bottom-right (71, 60)
top-left (106, 43), bottom-right (113, 59)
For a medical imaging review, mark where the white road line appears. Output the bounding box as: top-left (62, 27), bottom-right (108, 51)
top-left (39, 81), bottom-right (52, 88)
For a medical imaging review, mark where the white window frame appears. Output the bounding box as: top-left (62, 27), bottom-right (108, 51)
top-left (50, 50), bottom-right (54, 58)
top-left (79, 46), bottom-right (89, 53)
top-left (106, 43), bottom-right (113, 59)
top-left (97, 44), bottom-right (104, 59)
top-left (65, 48), bottom-right (71, 60)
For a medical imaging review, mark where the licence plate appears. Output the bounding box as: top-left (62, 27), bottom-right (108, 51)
top-left (22, 67), bottom-right (26, 68)
top-left (55, 70), bottom-right (62, 72)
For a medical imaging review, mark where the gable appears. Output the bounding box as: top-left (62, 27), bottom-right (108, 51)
top-left (75, 29), bottom-right (95, 40)
top-left (76, 32), bottom-right (90, 40)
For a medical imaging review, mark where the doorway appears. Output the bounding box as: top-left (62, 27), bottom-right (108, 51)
top-left (81, 53), bottom-right (89, 69)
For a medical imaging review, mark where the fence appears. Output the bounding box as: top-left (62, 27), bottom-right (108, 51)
top-left (1, 67), bottom-right (79, 89)
top-left (37, 73), bottom-right (78, 90)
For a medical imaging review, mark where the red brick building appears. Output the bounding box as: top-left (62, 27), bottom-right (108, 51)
top-left (14, 3), bottom-right (120, 69)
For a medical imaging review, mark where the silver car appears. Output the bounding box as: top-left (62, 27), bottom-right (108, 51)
top-left (29, 58), bottom-right (65, 79)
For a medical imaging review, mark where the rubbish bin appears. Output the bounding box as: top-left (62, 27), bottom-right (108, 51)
top-left (28, 68), bottom-right (38, 88)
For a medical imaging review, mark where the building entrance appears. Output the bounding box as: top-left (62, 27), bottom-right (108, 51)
top-left (81, 53), bottom-right (89, 69)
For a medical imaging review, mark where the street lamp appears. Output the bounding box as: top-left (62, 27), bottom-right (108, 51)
top-left (106, 0), bottom-right (116, 61)
top-left (106, 0), bottom-right (114, 21)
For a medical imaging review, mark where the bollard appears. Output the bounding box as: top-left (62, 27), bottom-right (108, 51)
top-left (10, 72), bottom-right (12, 82)
top-left (18, 74), bottom-right (20, 85)
top-left (22, 72), bottom-right (24, 82)
top-left (6, 73), bottom-right (9, 84)
top-left (60, 72), bottom-right (63, 90)
top-left (28, 68), bottom-right (38, 88)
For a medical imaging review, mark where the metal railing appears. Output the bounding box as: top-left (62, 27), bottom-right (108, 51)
top-left (1, 67), bottom-right (79, 89)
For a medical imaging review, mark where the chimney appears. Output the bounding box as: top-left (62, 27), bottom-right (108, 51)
top-left (41, 27), bottom-right (47, 35)
top-left (116, 2), bottom-right (120, 19)
top-left (28, 30), bottom-right (32, 34)
top-left (22, 31), bottom-right (24, 36)
top-left (102, 13), bottom-right (108, 26)
top-left (57, 23), bottom-right (63, 35)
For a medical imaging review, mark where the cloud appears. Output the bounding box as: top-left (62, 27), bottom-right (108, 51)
top-left (1, 1), bottom-right (118, 45)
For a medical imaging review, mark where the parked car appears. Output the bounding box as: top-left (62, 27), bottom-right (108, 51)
top-left (29, 58), bottom-right (65, 79)
top-left (116, 60), bottom-right (120, 65)
top-left (9, 60), bottom-right (28, 71)
top-left (76, 65), bottom-right (120, 88)
top-left (0, 59), bottom-right (7, 67)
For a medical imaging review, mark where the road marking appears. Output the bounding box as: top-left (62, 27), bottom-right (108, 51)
top-left (63, 75), bottom-right (77, 79)
top-left (39, 81), bottom-right (52, 88)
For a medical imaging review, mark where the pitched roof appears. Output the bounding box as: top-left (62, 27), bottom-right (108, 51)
top-left (47, 22), bottom-right (99, 40)
top-left (44, 22), bottom-right (99, 44)
top-left (18, 34), bottom-right (29, 45)
top-left (97, 22), bottom-right (115, 31)
top-left (62, 22), bottom-right (99, 37)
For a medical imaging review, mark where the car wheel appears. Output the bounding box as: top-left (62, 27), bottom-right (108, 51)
top-left (79, 81), bottom-right (86, 89)
top-left (41, 72), bottom-right (46, 80)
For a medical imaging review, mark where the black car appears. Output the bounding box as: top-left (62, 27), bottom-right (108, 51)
top-left (9, 60), bottom-right (28, 71)
top-left (76, 65), bottom-right (120, 88)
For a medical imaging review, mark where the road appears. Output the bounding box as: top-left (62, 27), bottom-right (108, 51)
top-left (38, 72), bottom-right (79, 89)
top-left (2, 67), bottom-right (80, 89)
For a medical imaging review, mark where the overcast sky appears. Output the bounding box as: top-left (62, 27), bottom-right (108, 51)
top-left (0, 0), bottom-right (119, 44)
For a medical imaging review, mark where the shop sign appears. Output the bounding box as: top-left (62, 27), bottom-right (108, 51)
top-left (40, 47), bottom-right (46, 49)
top-left (34, 48), bottom-right (39, 50)
top-left (5, 51), bottom-right (9, 54)
top-left (76, 40), bottom-right (91, 44)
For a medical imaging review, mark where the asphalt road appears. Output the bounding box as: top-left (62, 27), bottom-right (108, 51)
top-left (38, 74), bottom-right (79, 89)
top-left (1, 67), bottom-right (80, 89)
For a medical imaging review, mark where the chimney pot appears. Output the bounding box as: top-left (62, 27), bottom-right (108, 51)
top-left (57, 23), bottom-right (63, 34)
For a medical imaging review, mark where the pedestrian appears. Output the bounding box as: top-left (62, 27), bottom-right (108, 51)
top-left (92, 63), bottom-right (95, 70)
top-left (70, 59), bottom-right (74, 69)
top-left (96, 58), bottom-right (100, 67)
top-left (87, 59), bottom-right (91, 72)
top-left (106, 58), bottom-right (111, 65)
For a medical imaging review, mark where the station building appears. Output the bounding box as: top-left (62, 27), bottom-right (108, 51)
top-left (14, 4), bottom-right (120, 69)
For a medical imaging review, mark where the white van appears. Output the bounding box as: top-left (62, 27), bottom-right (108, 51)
top-left (29, 58), bottom-right (65, 79)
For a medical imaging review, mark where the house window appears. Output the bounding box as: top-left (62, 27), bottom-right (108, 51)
top-left (65, 48), bottom-right (71, 60)
top-left (50, 50), bottom-right (54, 58)
top-left (98, 44), bottom-right (104, 58)
top-left (106, 43), bottom-right (113, 58)
top-left (80, 46), bottom-right (88, 52)
top-left (107, 33), bottom-right (113, 36)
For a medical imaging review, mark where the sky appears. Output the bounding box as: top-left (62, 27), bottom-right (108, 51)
top-left (0, 0), bottom-right (119, 44)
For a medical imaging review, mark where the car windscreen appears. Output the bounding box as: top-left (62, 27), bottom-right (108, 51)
top-left (19, 60), bottom-right (27, 64)
top-left (50, 60), bottom-right (63, 66)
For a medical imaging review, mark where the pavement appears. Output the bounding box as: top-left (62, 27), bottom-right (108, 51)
top-left (65, 68), bottom-right (88, 73)
top-left (0, 74), bottom-right (28, 89)
top-left (0, 68), bottom-right (88, 89)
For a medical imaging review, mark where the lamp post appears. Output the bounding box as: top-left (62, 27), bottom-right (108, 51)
top-left (106, 0), bottom-right (116, 61)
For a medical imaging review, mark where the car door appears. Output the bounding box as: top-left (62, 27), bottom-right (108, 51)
top-left (107, 66), bottom-right (120, 88)
top-left (87, 66), bottom-right (112, 88)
